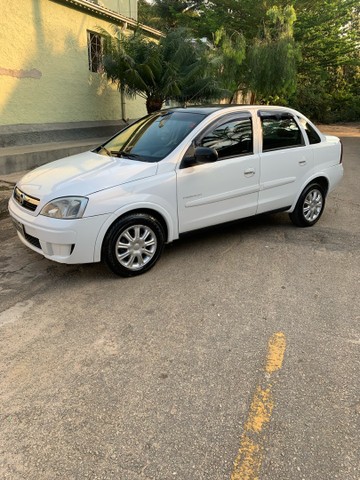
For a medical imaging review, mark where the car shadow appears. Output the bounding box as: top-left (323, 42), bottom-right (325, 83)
top-left (170, 212), bottom-right (292, 250)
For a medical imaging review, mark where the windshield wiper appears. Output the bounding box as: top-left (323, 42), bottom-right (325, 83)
top-left (117, 151), bottom-right (143, 160)
top-left (95, 145), bottom-right (112, 156)
top-left (97, 147), bottom-right (144, 160)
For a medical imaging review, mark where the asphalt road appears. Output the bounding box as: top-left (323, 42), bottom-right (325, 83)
top-left (0, 137), bottom-right (359, 480)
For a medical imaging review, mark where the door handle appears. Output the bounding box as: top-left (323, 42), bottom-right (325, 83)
top-left (244, 168), bottom-right (255, 177)
top-left (299, 160), bottom-right (307, 166)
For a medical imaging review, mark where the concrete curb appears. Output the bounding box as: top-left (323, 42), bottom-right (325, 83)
top-left (0, 182), bottom-right (15, 217)
top-left (0, 138), bottom-right (109, 175)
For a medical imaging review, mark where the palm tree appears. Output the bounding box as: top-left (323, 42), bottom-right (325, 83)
top-left (101, 28), bottom-right (226, 114)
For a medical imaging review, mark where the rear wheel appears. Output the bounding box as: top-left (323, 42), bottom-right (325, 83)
top-left (289, 183), bottom-right (325, 227)
top-left (102, 213), bottom-right (165, 276)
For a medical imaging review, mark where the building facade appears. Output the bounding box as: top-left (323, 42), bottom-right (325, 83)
top-left (0, 0), bottom-right (161, 127)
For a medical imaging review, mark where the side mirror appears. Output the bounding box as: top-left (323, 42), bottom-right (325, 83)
top-left (194, 146), bottom-right (218, 164)
top-left (181, 146), bottom-right (218, 168)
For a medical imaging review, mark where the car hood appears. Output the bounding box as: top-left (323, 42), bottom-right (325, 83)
top-left (17, 151), bottom-right (158, 199)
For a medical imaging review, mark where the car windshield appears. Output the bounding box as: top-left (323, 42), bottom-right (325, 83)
top-left (95, 111), bottom-right (206, 163)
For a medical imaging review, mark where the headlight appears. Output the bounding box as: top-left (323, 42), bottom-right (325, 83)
top-left (40, 197), bottom-right (88, 219)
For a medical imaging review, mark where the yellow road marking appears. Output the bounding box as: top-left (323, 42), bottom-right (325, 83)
top-left (265, 332), bottom-right (286, 374)
top-left (230, 332), bottom-right (286, 480)
top-left (244, 386), bottom-right (274, 434)
top-left (231, 434), bottom-right (262, 480)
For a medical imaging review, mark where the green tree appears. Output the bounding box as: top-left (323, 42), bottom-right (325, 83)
top-left (138, 0), bottom-right (204, 31)
top-left (138, 0), bottom-right (265, 40)
top-left (137, 0), bottom-right (158, 27)
top-left (138, 0), bottom-right (360, 120)
top-left (246, 5), bottom-right (299, 103)
top-left (101, 28), bottom-right (226, 113)
top-left (211, 27), bottom-right (246, 103)
top-left (292, 0), bottom-right (360, 121)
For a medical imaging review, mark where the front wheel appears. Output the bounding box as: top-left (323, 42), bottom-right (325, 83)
top-left (289, 183), bottom-right (326, 227)
top-left (102, 213), bottom-right (165, 277)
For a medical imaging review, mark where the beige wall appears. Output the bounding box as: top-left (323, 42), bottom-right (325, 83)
top-left (0, 0), bottom-right (147, 126)
top-left (101, 0), bottom-right (138, 20)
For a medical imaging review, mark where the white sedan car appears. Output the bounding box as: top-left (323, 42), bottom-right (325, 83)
top-left (9, 106), bottom-right (343, 276)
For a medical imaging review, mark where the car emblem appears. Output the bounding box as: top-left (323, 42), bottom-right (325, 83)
top-left (19, 193), bottom-right (25, 204)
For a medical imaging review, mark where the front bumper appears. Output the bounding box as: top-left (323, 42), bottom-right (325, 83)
top-left (8, 197), bottom-right (111, 264)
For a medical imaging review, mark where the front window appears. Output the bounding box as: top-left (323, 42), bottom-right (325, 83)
top-left (199, 117), bottom-right (253, 159)
top-left (95, 111), bottom-right (206, 163)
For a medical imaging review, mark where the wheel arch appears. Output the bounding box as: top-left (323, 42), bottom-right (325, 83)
top-left (313, 176), bottom-right (329, 195)
top-left (290, 175), bottom-right (329, 212)
top-left (93, 203), bottom-right (177, 262)
top-left (116, 208), bottom-right (169, 242)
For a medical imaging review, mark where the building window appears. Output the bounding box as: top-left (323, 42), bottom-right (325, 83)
top-left (87, 31), bottom-right (103, 73)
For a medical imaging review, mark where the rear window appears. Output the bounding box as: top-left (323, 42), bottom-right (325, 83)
top-left (260, 113), bottom-right (304, 151)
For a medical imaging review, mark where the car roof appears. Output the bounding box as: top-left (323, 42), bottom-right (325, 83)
top-left (160, 104), bottom-right (297, 117)
top-left (160, 106), bottom-right (226, 115)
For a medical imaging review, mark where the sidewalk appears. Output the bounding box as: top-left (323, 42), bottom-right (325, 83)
top-left (0, 137), bottom-right (108, 216)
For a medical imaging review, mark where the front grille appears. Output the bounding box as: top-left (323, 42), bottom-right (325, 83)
top-left (24, 232), bottom-right (41, 250)
top-left (14, 187), bottom-right (40, 212)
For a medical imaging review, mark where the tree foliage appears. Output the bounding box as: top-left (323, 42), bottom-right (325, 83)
top-left (246, 6), bottom-right (300, 102)
top-left (291, 0), bottom-right (360, 121)
top-left (138, 0), bottom-right (360, 122)
top-left (101, 27), bottom-right (226, 113)
top-left (211, 27), bottom-right (246, 102)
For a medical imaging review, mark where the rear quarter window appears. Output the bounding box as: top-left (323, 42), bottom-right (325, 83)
top-left (298, 118), bottom-right (322, 144)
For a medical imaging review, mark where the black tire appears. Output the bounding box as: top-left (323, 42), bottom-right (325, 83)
top-left (102, 213), bottom-right (165, 277)
top-left (289, 182), bottom-right (326, 227)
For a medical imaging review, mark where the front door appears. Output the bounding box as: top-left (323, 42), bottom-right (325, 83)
top-left (177, 114), bottom-right (260, 233)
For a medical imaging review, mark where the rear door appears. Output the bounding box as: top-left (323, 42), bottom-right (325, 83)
top-left (257, 111), bottom-right (314, 214)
